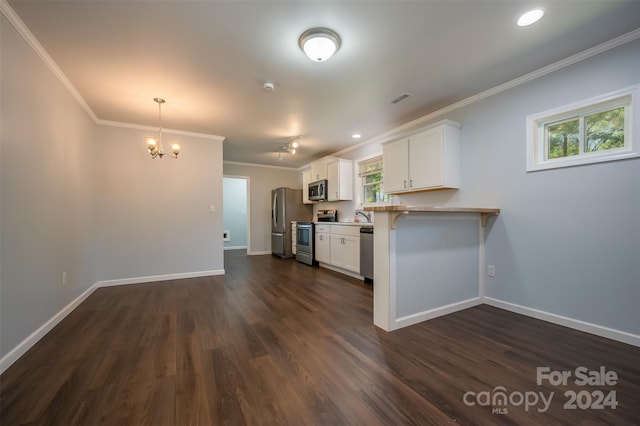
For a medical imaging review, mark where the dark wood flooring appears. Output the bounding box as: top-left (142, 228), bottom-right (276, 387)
top-left (1, 250), bottom-right (639, 425)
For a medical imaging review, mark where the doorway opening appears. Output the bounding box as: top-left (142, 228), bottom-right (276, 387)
top-left (223, 176), bottom-right (250, 255)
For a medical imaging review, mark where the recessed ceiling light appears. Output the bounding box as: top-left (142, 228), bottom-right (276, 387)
top-left (352, 133), bottom-right (362, 139)
top-left (517, 8), bottom-right (544, 27)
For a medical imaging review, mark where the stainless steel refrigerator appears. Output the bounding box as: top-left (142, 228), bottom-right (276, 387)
top-left (271, 187), bottom-right (312, 258)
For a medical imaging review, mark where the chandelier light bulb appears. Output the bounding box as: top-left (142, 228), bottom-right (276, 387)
top-left (143, 98), bottom-right (181, 159)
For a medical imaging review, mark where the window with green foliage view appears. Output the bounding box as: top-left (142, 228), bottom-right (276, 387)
top-left (527, 87), bottom-right (638, 172)
top-left (359, 156), bottom-right (389, 205)
top-left (546, 107), bottom-right (625, 160)
top-left (585, 107), bottom-right (625, 152)
top-left (547, 119), bottom-right (579, 159)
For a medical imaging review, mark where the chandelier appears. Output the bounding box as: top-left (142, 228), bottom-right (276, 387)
top-left (278, 137), bottom-right (300, 161)
top-left (144, 98), bottom-right (181, 159)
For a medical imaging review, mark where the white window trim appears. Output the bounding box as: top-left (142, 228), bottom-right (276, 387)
top-left (526, 85), bottom-right (639, 172)
top-left (354, 152), bottom-right (391, 208)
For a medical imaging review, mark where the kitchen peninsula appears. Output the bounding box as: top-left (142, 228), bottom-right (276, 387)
top-left (365, 206), bottom-right (500, 331)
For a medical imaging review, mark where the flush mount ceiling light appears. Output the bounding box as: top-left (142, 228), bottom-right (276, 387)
top-left (517, 8), bottom-right (545, 27)
top-left (144, 98), bottom-right (181, 159)
top-left (299, 28), bottom-right (341, 62)
top-left (278, 137), bottom-right (300, 161)
top-left (263, 81), bottom-right (275, 91)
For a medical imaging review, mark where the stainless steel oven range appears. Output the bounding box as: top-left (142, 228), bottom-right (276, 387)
top-left (295, 222), bottom-right (314, 265)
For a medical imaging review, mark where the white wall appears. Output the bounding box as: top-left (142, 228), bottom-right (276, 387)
top-left (0, 12), bottom-right (225, 364)
top-left (395, 214), bottom-right (479, 317)
top-left (95, 125), bottom-right (224, 282)
top-left (335, 39), bottom-right (640, 337)
top-left (223, 163), bottom-right (301, 254)
top-left (1, 14), bottom-right (97, 357)
top-left (450, 41), bottom-right (640, 335)
top-left (223, 177), bottom-right (248, 249)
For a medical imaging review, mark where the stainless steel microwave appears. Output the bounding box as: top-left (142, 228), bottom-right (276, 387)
top-left (308, 179), bottom-right (327, 201)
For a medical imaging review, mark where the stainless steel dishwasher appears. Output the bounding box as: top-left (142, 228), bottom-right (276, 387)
top-left (359, 226), bottom-right (373, 282)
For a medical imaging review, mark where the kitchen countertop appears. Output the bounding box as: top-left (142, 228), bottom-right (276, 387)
top-left (314, 222), bottom-right (373, 227)
top-left (364, 205), bottom-right (500, 227)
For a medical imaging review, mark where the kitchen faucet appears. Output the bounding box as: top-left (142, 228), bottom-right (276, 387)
top-left (355, 210), bottom-right (371, 223)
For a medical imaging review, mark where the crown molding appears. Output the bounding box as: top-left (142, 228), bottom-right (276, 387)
top-left (96, 119), bottom-right (225, 142)
top-left (1, 0), bottom-right (97, 122)
top-left (334, 28), bottom-right (640, 156)
top-left (4, 0), bottom-right (638, 161)
top-left (1, 0), bottom-right (225, 143)
top-left (223, 161), bottom-right (299, 171)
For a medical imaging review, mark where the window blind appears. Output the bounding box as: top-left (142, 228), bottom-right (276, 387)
top-left (358, 155), bottom-right (383, 177)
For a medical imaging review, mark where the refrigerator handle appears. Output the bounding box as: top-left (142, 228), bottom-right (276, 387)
top-left (272, 191), bottom-right (278, 229)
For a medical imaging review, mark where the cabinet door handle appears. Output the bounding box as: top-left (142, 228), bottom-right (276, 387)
top-left (403, 180), bottom-right (407, 188)
top-left (410, 179), bottom-right (413, 187)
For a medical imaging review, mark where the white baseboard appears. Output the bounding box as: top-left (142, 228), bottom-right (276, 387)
top-left (224, 245), bottom-right (247, 251)
top-left (4, 276), bottom-right (637, 375)
top-left (318, 263), bottom-right (364, 281)
top-left (393, 297), bottom-right (483, 330)
top-left (0, 282), bottom-right (99, 374)
top-left (96, 269), bottom-right (225, 287)
top-left (0, 269), bottom-right (225, 374)
top-left (247, 250), bottom-right (272, 255)
top-left (484, 297), bottom-right (640, 347)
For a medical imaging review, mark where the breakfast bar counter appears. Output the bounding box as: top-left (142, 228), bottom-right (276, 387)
top-left (364, 205), bottom-right (500, 331)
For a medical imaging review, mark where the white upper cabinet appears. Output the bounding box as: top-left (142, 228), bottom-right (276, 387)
top-left (382, 138), bottom-right (410, 193)
top-left (383, 120), bottom-right (461, 194)
top-left (327, 159), bottom-right (353, 201)
top-left (309, 158), bottom-right (330, 182)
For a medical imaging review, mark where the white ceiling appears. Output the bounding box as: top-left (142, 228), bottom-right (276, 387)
top-left (6, 0), bottom-right (640, 168)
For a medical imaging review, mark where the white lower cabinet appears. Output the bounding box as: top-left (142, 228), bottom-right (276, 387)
top-left (315, 225), bottom-right (331, 264)
top-left (330, 234), bottom-right (360, 273)
top-left (315, 224), bottom-right (361, 275)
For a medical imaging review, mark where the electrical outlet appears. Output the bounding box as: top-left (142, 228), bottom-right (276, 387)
top-left (62, 272), bottom-right (67, 285)
top-left (487, 265), bottom-right (496, 277)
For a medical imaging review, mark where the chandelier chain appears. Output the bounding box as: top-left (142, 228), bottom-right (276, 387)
top-left (144, 97), bottom-right (179, 159)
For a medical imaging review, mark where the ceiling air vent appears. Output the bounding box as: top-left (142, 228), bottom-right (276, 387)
top-left (390, 93), bottom-right (412, 104)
